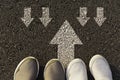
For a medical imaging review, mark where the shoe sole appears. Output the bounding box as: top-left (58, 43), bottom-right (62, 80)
top-left (14, 56), bottom-right (39, 80)
top-left (66, 58), bottom-right (87, 80)
top-left (89, 54), bottom-right (109, 75)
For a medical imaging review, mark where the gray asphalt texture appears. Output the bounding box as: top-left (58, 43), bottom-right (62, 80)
top-left (0, 0), bottom-right (120, 80)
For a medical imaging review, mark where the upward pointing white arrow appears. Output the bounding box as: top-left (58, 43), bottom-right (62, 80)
top-left (50, 20), bottom-right (83, 66)
top-left (39, 7), bottom-right (52, 27)
top-left (21, 7), bottom-right (34, 27)
top-left (77, 7), bottom-right (90, 26)
top-left (94, 7), bottom-right (106, 27)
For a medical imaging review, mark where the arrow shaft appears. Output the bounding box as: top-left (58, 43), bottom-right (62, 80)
top-left (80, 7), bottom-right (88, 17)
top-left (58, 44), bottom-right (74, 66)
top-left (24, 7), bottom-right (32, 18)
top-left (42, 7), bottom-right (50, 17)
top-left (97, 7), bottom-right (104, 18)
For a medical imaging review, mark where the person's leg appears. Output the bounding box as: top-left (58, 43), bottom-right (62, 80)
top-left (14, 56), bottom-right (39, 80)
top-left (89, 55), bottom-right (113, 80)
top-left (44, 59), bottom-right (65, 80)
top-left (66, 59), bottom-right (88, 80)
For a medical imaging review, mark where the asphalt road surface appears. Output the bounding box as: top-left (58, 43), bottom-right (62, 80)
top-left (0, 0), bottom-right (120, 80)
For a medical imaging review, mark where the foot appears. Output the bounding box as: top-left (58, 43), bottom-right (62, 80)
top-left (14, 56), bottom-right (39, 80)
top-left (44, 59), bottom-right (65, 80)
top-left (89, 55), bottom-right (113, 80)
top-left (66, 59), bottom-right (88, 80)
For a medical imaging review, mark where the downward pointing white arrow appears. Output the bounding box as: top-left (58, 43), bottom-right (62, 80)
top-left (50, 20), bottom-right (83, 66)
top-left (77, 7), bottom-right (90, 26)
top-left (39, 7), bottom-right (52, 27)
top-left (21, 7), bottom-right (34, 27)
top-left (94, 7), bottom-right (106, 27)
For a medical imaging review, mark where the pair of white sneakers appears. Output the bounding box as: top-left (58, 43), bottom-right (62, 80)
top-left (66, 55), bottom-right (113, 80)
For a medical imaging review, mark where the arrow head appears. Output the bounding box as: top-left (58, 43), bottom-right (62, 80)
top-left (94, 17), bottom-right (106, 27)
top-left (21, 18), bottom-right (34, 27)
top-left (40, 18), bottom-right (52, 27)
top-left (50, 20), bottom-right (83, 45)
top-left (77, 17), bottom-right (90, 26)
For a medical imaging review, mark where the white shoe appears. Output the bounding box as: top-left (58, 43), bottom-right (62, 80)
top-left (89, 55), bottom-right (113, 80)
top-left (66, 59), bottom-right (88, 80)
top-left (14, 56), bottom-right (39, 80)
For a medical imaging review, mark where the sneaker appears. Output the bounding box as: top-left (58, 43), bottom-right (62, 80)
top-left (44, 59), bottom-right (65, 80)
top-left (66, 59), bottom-right (88, 80)
top-left (14, 56), bottom-right (39, 80)
top-left (89, 55), bottom-right (113, 80)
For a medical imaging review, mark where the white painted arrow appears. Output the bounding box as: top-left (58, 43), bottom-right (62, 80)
top-left (39, 7), bottom-right (52, 27)
top-left (21, 7), bottom-right (34, 27)
top-left (94, 7), bottom-right (106, 27)
top-left (77, 7), bottom-right (90, 26)
top-left (50, 20), bottom-right (83, 66)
